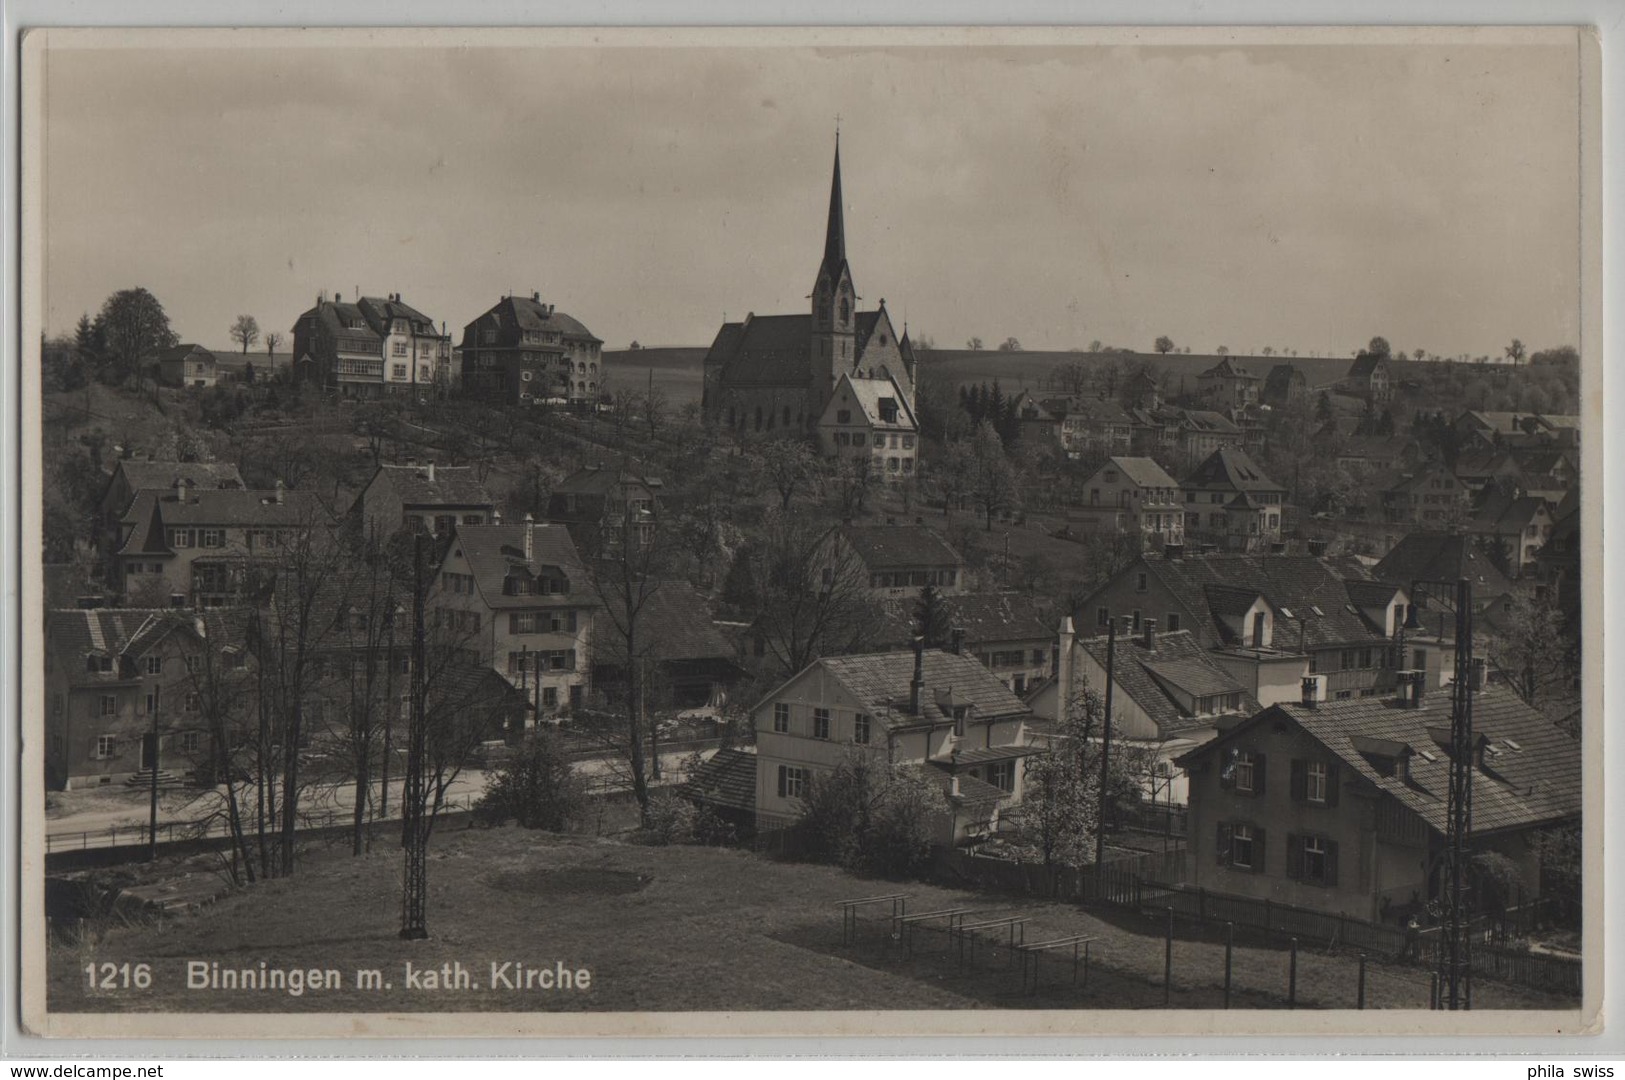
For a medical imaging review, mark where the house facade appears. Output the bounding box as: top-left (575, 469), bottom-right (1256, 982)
top-left (99, 460), bottom-right (245, 561)
top-left (1068, 456), bottom-right (1184, 546)
top-left (1344, 353), bottom-right (1393, 404)
top-left (1196, 357), bottom-right (1261, 409)
top-left (1261, 364), bottom-right (1307, 408)
top-left (431, 521), bottom-right (598, 718)
top-left (458, 293), bottom-right (603, 407)
top-left (291, 291), bottom-right (452, 398)
top-left (941, 592), bottom-right (1053, 697)
top-left (1056, 397), bottom-right (1134, 458)
top-left (546, 465), bottom-right (664, 554)
top-left (156, 344), bottom-right (219, 389)
top-left (1176, 685), bottom-right (1579, 923)
top-left (751, 645), bottom-right (1035, 844)
top-left (1182, 447), bottom-right (1287, 552)
top-left (835, 523), bottom-right (965, 600)
top-left (816, 372), bottom-right (920, 480)
top-left (349, 462), bottom-right (496, 545)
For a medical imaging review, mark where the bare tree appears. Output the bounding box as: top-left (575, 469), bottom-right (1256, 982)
top-left (742, 512), bottom-right (884, 678)
top-left (265, 331), bottom-right (284, 357)
top-left (643, 383), bottom-right (669, 441)
top-left (752, 438), bottom-right (819, 513)
top-left (230, 315), bottom-right (261, 355)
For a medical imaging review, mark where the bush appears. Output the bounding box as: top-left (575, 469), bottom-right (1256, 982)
top-left (792, 748), bottom-right (947, 879)
top-left (636, 791), bottom-right (696, 846)
top-left (473, 728), bottom-right (585, 830)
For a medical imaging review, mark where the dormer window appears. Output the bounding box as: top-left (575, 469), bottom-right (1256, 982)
top-left (85, 653), bottom-right (113, 674)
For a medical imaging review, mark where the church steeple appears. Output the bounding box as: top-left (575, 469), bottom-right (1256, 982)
top-left (822, 135), bottom-right (846, 276)
top-left (809, 133), bottom-right (857, 426)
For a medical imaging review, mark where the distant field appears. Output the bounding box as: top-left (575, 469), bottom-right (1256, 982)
top-left (915, 349), bottom-right (1358, 396)
top-left (601, 347), bottom-right (707, 407)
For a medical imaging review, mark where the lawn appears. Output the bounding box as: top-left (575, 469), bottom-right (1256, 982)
top-left (48, 827), bottom-right (1575, 1014)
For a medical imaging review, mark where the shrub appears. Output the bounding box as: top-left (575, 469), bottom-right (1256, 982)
top-left (473, 728), bottom-right (585, 831)
top-left (792, 748), bottom-right (948, 879)
top-left (637, 791), bottom-right (696, 846)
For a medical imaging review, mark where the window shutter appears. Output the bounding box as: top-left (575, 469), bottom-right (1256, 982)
top-left (1290, 758), bottom-right (1307, 801)
top-left (1324, 762), bottom-right (1340, 807)
top-left (1286, 833), bottom-right (1303, 880)
top-left (1216, 822), bottom-right (1232, 866)
top-left (1253, 753), bottom-right (1267, 797)
top-left (1325, 840), bottom-right (1339, 887)
top-left (1253, 827), bottom-right (1267, 873)
top-left (777, 765), bottom-right (787, 799)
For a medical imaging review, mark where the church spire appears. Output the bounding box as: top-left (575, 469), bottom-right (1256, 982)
top-left (823, 134), bottom-right (846, 274)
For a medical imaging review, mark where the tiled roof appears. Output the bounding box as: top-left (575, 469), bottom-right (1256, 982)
top-left (940, 592), bottom-right (1052, 644)
top-left (111, 460), bottom-right (245, 503)
top-left (448, 523), bottom-right (590, 610)
top-left (595, 581), bottom-right (735, 665)
top-left (924, 761), bottom-right (1010, 805)
top-left (705, 308), bottom-right (895, 391)
top-left (1183, 447), bottom-right (1284, 493)
top-left (1200, 357), bottom-right (1259, 381)
top-left (830, 373), bottom-right (918, 432)
top-left (840, 524), bottom-right (962, 570)
top-left (364, 464), bottom-right (495, 510)
top-left (1180, 409), bottom-right (1242, 435)
top-left (1132, 553), bottom-right (1383, 650)
top-left (1103, 456), bottom-right (1180, 490)
top-left (683, 748), bottom-right (758, 812)
top-left (553, 464), bottom-right (663, 497)
top-left (1204, 584), bottom-right (1264, 617)
top-left (155, 344), bottom-right (216, 366)
top-left (1074, 629), bottom-right (1255, 738)
top-left (1257, 689), bottom-right (1576, 837)
top-left (46, 608), bottom-right (249, 685)
top-left (1057, 397), bottom-right (1134, 426)
top-left (356, 295), bottom-right (439, 336)
top-left (1371, 532), bottom-right (1516, 601)
top-left (818, 648), bottom-right (1030, 727)
top-left (1469, 493), bottom-right (1548, 533)
top-left (295, 300), bottom-right (383, 352)
top-left (1344, 579), bottom-right (1401, 608)
top-left (1263, 364), bottom-right (1304, 396)
top-left (120, 489), bottom-right (325, 554)
top-left (461, 295), bottom-right (599, 348)
top-left (1347, 354), bottom-right (1388, 379)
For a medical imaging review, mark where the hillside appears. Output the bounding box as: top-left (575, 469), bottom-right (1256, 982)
top-left (601, 347), bottom-right (708, 407)
top-left (915, 349), bottom-right (1357, 395)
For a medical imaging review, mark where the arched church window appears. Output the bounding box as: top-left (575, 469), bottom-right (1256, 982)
top-left (838, 298), bottom-right (850, 324)
top-left (816, 283), bottom-right (831, 323)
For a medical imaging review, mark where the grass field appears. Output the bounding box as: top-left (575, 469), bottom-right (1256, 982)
top-left (48, 827), bottom-right (1573, 1014)
top-left (601, 347), bottom-right (707, 408)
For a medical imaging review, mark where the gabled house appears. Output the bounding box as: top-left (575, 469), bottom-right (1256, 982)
top-left (1371, 532), bottom-right (1518, 623)
top-left (1078, 548), bottom-right (1413, 708)
top-left (458, 292), bottom-right (603, 406)
top-left (590, 580), bottom-right (746, 710)
top-left (349, 462), bottom-right (496, 545)
top-left (1197, 357), bottom-right (1261, 409)
top-left (155, 344), bottom-right (219, 389)
top-left (1261, 364), bottom-right (1307, 408)
top-left (1176, 684), bottom-right (1579, 923)
top-left (1465, 493), bottom-right (1553, 576)
top-left (431, 520), bottom-right (598, 718)
top-left (1176, 409), bottom-right (1245, 458)
top-left (1380, 466), bottom-right (1470, 526)
top-left (1181, 448), bottom-right (1287, 551)
top-left (1008, 390), bottom-right (1062, 450)
top-left (44, 608), bottom-right (251, 789)
top-left (836, 522), bottom-right (965, 600)
top-left (816, 372), bottom-right (920, 480)
top-left (1506, 448), bottom-right (1577, 505)
top-left (1055, 396), bottom-right (1134, 458)
top-left (113, 484), bottom-right (323, 607)
top-left (1343, 353), bottom-right (1392, 404)
top-left (99, 459), bottom-right (245, 558)
top-left (546, 464), bottom-right (664, 555)
top-left (751, 643), bottom-right (1035, 844)
top-left (1069, 456), bottom-right (1184, 546)
top-left (291, 290), bottom-right (452, 398)
top-left (941, 592), bottom-right (1054, 696)
top-left (1027, 621), bottom-right (1259, 805)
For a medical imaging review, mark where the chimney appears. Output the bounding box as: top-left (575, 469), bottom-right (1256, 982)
top-left (426, 461), bottom-right (435, 482)
top-left (1301, 676), bottom-right (1319, 708)
top-left (1398, 746), bottom-right (1413, 783)
top-left (1142, 618), bottom-right (1157, 650)
top-left (950, 626), bottom-right (965, 655)
top-left (1056, 617), bottom-right (1075, 716)
top-left (524, 512), bottom-right (535, 562)
top-left (1412, 670), bottom-right (1425, 708)
top-left (492, 508), bottom-right (502, 524)
top-left (532, 291), bottom-right (540, 302)
top-left (1307, 538), bottom-right (1329, 558)
top-left (909, 636), bottom-right (925, 715)
top-left (274, 478), bottom-right (285, 505)
top-left (1165, 542), bottom-right (1184, 561)
top-left (950, 775), bottom-right (961, 798)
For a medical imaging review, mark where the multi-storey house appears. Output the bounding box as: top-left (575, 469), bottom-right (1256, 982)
top-left (1196, 357), bottom-right (1261, 409)
top-left (546, 464), bottom-right (664, 555)
top-left (458, 293), bottom-right (603, 407)
top-left (155, 344), bottom-right (219, 389)
top-left (835, 523), bottom-right (966, 601)
top-left (291, 291), bottom-right (452, 398)
top-left (751, 643), bottom-right (1035, 843)
top-left (99, 459), bottom-right (245, 560)
top-left (816, 372), bottom-right (920, 480)
top-left (1069, 456), bottom-right (1184, 546)
top-left (348, 462), bottom-right (496, 545)
top-left (1182, 447), bottom-right (1287, 552)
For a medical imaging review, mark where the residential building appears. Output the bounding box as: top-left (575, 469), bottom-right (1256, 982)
top-left (348, 462), bottom-right (496, 545)
top-left (1078, 548), bottom-right (1416, 707)
top-left (1176, 410), bottom-right (1246, 460)
top-left (155, 344), bottom-right (219, 389)
top-left (1196, 357), bottom-right (1261, 409)
top-left (1455, 411), bottom-right (1580, 453)
top-left (458, 293), bottom-right (603, 407)
top-left (44, 608), bottom-right (249, 789)
top-left (1531, 490), bottom-right (1579, 618)
top-left (291, 291), bottom-right (452, 398)
top-left (1333, 433), bottom-right (1423, 474)
top-left (941, 592), bottom-right (1053, 696)
top-left (112, 483), bottom-right (323, 608)
top-left (1380, 466), bottom-right (1470, 526)
top-left (816, 372), bottom-right (920, 480)
top-left (836, 523), bottom-right (965, 600)
top-left (1505, 448), bottom-right (1578, 505)
top-left (702, 139), bottom-right (916, 437)
top-left (1465, 493), bottom-right (1553, 576)
top-left (1261, 364), bottom-right (1307, 408)
top-left (431, 520), bottom-right (598, 717)
top-left (1055, 396), bottom-right (1134, 458)
top-left (751, 643), bottom-right (1035, 844)
top-left (99, 459), bottom-right (245, 559)
top-left (1181, 447), bottom-right (1287, 552)
top-left (546, 464), bottom-right (664, 554)
top-left (1371, 532), bottom-right (1518, 622)
top-left (1069, 456), bottom-right (1184, 546)
top-left (1343, 353), bottom-right (1392, 404)
top-left (1009, 391), bottom-right (1062, 449)
top-left (590, 581), bottom-right (746, 710)
top-left (1176, 684), bottom-right (1579, 923)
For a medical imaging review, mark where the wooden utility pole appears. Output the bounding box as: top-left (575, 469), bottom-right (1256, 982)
top-left (147, 684), bottom-right (161, 862)
top-left (1095, 616), bottom-right (1121, 867)
top-left (400, 533), bottom-right (429, 940)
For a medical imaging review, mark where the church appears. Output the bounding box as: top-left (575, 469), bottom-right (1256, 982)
top-left (701, 139), bottom-right (918, 440)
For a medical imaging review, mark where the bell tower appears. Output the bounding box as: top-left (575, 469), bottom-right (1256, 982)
top-left (809, 134), bottom-right (856, 423)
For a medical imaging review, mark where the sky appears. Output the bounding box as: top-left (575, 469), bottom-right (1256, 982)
top-left (37, 33), bottom-right (1585, 360)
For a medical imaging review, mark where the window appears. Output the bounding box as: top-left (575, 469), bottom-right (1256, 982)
top-left (462, 514), bottom-right (483, 525)
top-left (199, 528), bottom-right (226, 548)
top-left (1166, 613), bottom-right (1180, 632)
top-left (773, 703), bottom-right (790, 733)
top-left (1306, 762), bottom-right (1328, 802)
top-left (170, 528), bottom-right (194, 548)
top-left (987, 760), bottom-right (1015, 792)
top-left (1097, 607), bottom-right (1110, 628)
top-left (1032, 648), bottom-right (1047, 667)
top-left (542, 687), bottom-right (558, 708)
top-left (1218, 821), bottom-right (1265, 872)
top-left (1291, 758), bottom-right (1338, 805)
top-left (837, 409), bottom-right (851, 424)
top-left (777, 764), bottom-right (810, 800)
top-left (100, 695), bottom-right (117, 717)
top-left (853, 713), bottom-right (871, 745)
top-left (145, 656), bottom-right (163, 675)
top-left (1131, 609), bottom-right (1141, 631)
top-left (813, 708), bottom-right (831, 740)
top-left (392, 342), bottom-right (408, 358)
top-left (1233, 751), bottom-right (1256, 793)
top-left (95, 735), bottom-right (117, 760)
top-left (1230, 823), bottom-right (1256, 869)
top-left (852, 433), bottom-right (866, 447)
top-left (180, 731), bottom-right (201, 754)
top-left (903, 435), bottom-right (915, 450)
top-left (1136, 572), bottom-right (1148, 592)
top-left (143, 692), bottom-right (157, 715)
top-left (1289, 834), bottom-right (1339, 886)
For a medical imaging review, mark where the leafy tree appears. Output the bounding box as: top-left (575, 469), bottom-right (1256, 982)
top-left (1413, 348), bottom-right (1426, 362)
top-left (968, 420), bottom-right (1018, 530)
top-left (998, 337), bottom-right (1022, 352)
top-left (740, 512), bottom-right (883, 678)
top-left (1154, 335), bottom-right (1174, 355)
top-left (96, 287), bottom-right (179, 381)
top-left (1504, 338), bottom-right (1526, 365)
top-left (230, 314), bottom-right (261, 354)
top-left (1367, 336), bottom-right (1392, 360)
top-left (1486, 591), bottom-right (1576, 708)
top-left (752, 437), bottom-right (818, 512)
top-left (1087, 340), bottom-right (1103, 354)
top-left (475, 728), bottom-right (587, 830)
top-left (966, 337), bottom-right (984, 351)
top-left (1215, 345), bottom-right (1229, 355)
top-left (792, 747), bottom-right (947, 878)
